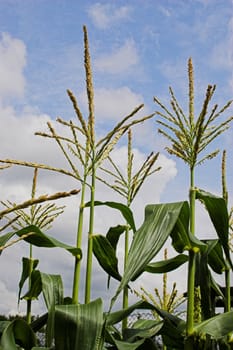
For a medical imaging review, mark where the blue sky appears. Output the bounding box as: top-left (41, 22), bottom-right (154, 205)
top-left (0, 0), bottom-right (233, 315)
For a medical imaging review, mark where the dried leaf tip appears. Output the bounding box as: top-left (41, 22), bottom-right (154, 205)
top-left (188, 57), bottom-right (194, 126)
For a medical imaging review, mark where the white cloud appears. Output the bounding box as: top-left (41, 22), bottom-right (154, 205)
top-left (80, 86), bottom-right (144, 122)
top-left (87, 3), bottom-right (131, 29)
top-left (0, 281), bottom-right (19, 315)
top-left (0, 33), bottom-right (26, 101)
top-left (95, 39), bottom-right (139, 74)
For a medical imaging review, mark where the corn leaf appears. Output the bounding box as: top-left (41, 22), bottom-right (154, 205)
top-left (0, 319), bottom-right (37, 350)
top-left (85, 201), bottom-right (136, 232)
top-left (21, 270), bottom-right (63, 347)
top-left (122, 319), bottom-right (164, 348)
top-left (40, 272), bottom-right (63, 347)
top-left (194, 311), bottom-right (233, 338)
top-left (0, 231), bottom-right (15, 253)
top-left (93, 234), bottom-right (122, 282)
top-left (111, 202), bottom-right (189, 306)
top-left (106, 225), bottom-right (126, 251)
top-left (54, 298), bottom-right (104, 350)
top-left (15, 225), bottom-right (82, 258)
top-left (204, 239), bottom-right (228, 274)
top-left (145, 254), bottom-right (188, 274)
top-left (196, 189), bottom-right (232, 268)
top-left (106, 300), bottom-right (155, 327)
top-left (170, 202), bottom-right (206, 253)
top-left (18, 257), bottom-right (39, 303)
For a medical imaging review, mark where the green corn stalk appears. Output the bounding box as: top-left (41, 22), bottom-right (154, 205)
top-left (221, 150), bottom-right (231, 314)
top-left (154, 58), bottom-right (233, 348)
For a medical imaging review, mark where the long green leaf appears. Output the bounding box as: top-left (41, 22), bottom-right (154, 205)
top-left (106, 225), bottom-right (126, 251)
top-left (85, 201), bottom-right (136, 232)
top-left (0, 319), bottom-right (37, 350)
top-left (196, 189), bottom-right (232, 268)
top-left (22, 270), bottom-right (63, 347)
top-left (55, 298), bottom-right (104, 350)
top-left (170, 202), bottom-right (206, 253)
top-left (18, 257), bottom-right (39, 302)
top-left (40, 272), bottom-right (63, 347)
top-left (16, 225), bottom-right (82, 258)
top-left (204, 239), bottom-right (228, 274)
top-left (0, 231), bottom-right (15, 253)
top-left (93, 234), bottom-right (122, 282)
top-left (22, 270), bottom-right (42, 300)
top-left (106, 300), bottom-right (155, 327)
top-left (111, 202), bottom-right (188, 306)
top-left (123, 319), bottom-right (164, 342)
top-left (194, 311), bottom-right (233, 338)
top-left (145, 254), bottom-right (188, 274)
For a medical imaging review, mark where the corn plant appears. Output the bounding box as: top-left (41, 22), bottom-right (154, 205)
top-left (2, 168), bottom-right (65, 324)
top-left (95, 128), bottom-right (160, 328)
top-left (154, 58), bottom-right (233, 348)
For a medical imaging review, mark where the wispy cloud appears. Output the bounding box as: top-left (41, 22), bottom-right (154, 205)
top-left (158, 5), bottom-right (172, 17)
top-left (95, 39), bottom-right (139, 74)
top-left (87, 3), bottom-right (131, 29)
top-left (0, 33), bottom-right (26, 101)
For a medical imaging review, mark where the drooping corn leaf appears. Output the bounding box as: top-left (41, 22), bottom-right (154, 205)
top-left (22, 270), bottom-right (42, 300)
top-left (93, 234), bottom-right (122, 282)
top-left (145, 254), bottom-right (188, 274)
top-left (54, 298), bottom-right (104, 350)
top-left (106, 225), bottom-right (126, 287)
top-left (30, 313), bottom-right (48, 333)
top-left (106, 301), bottom-right (185, 349)
top-left (111, 202), bottom-right (189, 306)
top-left (0, 319), bottom-right (37, 350)
top-left (40, 272), bottom-right (63, 347)
top-left (0, 231), bottom-right (16, 254)
top-left (85, 201), bottom-right (136, 232)
top-left (106, 300), bottom-right (155, 327)
top-left (196, 240), bottom-right (227, 319)
top-left (195, 248), bottom-right (214, 320)
top-left (22, 270), bottom-right (63, 347)
top-left (170, 202), bottom-right (206, 253)
top-left (18, 257), bottom-right (39, 303)
top-left (15, 225), bottom-right (82, 258)
top-left (194, 311), bottom-right (233, 338)
top-left (131, 304), bottom-right (185, 349)
top-left (146, 305), bottom-right (186, 349)
top-left (106, 225), bottom-right (126, 251)
top-left (196, 189), bottom-right (232, 268)
top-left (204, 239), bottom-right (228, 274)
top-left (123, 319), bottom-right (164, 342)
